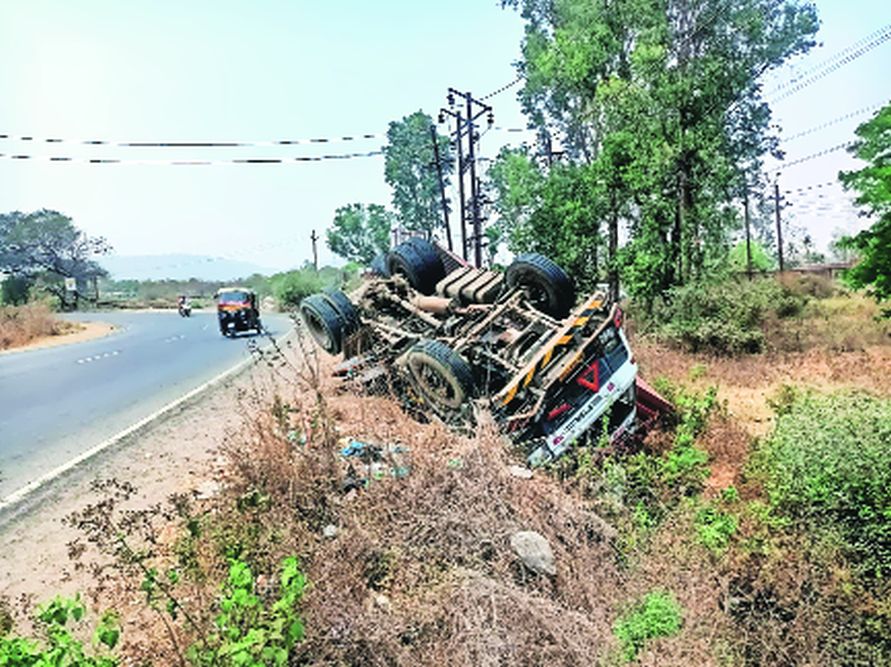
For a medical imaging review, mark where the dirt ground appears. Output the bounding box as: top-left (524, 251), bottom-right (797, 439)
top-left (634, 342), bottom-right (891, 437)
top-left (0, 349), bottom-right (288, 605)
top-left (0, 320), bottom-right (116, 355)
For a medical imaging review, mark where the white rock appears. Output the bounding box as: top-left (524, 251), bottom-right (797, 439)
top-left (510, 530), bottom-right (556, 576)
top-left (508, 465), bottom-right (534, 479)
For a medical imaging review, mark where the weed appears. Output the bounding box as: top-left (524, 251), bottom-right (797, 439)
top-left (613, 590), bottom-right (683, 662)
top-left (0, 595), bottom-right (120, 666)
top-left (694, 505), bottom-right (738, 554)
top-left (186, 557), bottom-right (306, 667)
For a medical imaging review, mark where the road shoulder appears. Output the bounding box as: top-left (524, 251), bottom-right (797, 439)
top-left (0, 320), bottom-right (117, 356)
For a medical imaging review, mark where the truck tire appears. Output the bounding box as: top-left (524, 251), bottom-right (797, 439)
top-left (370, 253), bottom-right (390, 277)
top-left (388, 239), bottom-right (445, 295)
top-left (323, 289), bottom-right (360, 335)
top-left (406, 339), bottom-right (475, 411)
top-left (300, 294), bottom-right (346, 354)
top-left (505, 253), bottom-right (575, 319)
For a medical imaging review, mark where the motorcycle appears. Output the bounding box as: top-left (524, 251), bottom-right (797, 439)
top-left (178, 300), bottom-right (192, 317)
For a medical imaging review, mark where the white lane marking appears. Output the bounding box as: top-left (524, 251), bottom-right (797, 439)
top-left (75, 350), bottom-right (122, 365)
top-left (1, 326), bottom-right (295, 512)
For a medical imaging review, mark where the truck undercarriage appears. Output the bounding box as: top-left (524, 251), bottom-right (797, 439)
top-left (300, 238), bottom-right (671, 465)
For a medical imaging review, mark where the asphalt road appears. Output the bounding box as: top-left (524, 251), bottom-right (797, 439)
top-left (0, 310), bottom-right (294, 498)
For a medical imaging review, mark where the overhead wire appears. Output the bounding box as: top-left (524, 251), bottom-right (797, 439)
top-left (768, 25), bottom-right (891, 102)
top-left (780, 103), bottom-right (884, 143)
top-left (767, 25), bottom-right (891, 96)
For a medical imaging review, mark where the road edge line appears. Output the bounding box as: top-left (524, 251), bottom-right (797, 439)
top-left (0, 326), bottom-right (295, 514)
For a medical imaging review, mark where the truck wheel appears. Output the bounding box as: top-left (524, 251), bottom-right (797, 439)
top-left (388, 239), bottom-right (445, 295)
top-left (406, 339), bottom-right (475, 411)
top-left (370, 253), bottom-right (390, 277)
top-left (323, 289), bottom-right (360, 334)
top-left (505, 253), bottom-right (575, 319)
top-left (300, 294), bottom-right (346, 354)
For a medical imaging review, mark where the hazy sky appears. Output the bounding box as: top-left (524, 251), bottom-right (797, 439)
top-left (1, 1), bottom-right (889, 276)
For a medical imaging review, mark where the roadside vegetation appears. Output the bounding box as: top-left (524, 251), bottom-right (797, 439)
top-left (0, 302), bottom-right (80, 351)
top-left (3, 304), bottom-right (888, 664)
top-left (3, 1), bottom-right (891, 665)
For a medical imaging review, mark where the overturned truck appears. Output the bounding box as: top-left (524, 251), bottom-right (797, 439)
top-left (300, 238), bottom-right (670, 465)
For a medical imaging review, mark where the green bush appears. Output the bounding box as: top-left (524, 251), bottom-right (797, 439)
top-left (186, 556), bottom-right (306, 666)
top-left (613, 590), bottom-right (683, 662)
top-left (651, 278), bottom-right (806, 354)
top-left (751, 390), bottom-right (891, 577)
top-left (0, 595), bottom-right (120, 666)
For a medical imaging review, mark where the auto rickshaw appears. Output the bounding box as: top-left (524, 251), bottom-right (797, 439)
top-left (215, 287), bottom-right (262, 337)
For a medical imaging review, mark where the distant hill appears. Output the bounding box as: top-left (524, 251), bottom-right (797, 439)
top-left (99, 254), bottom-right (281, 281)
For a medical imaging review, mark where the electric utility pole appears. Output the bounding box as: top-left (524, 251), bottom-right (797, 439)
top-left (439, 88), bottom-right (493, 267)
top-left (310, 229), bottom-right (319, 271)
top-left (774, 181), bottom-right (785, 272)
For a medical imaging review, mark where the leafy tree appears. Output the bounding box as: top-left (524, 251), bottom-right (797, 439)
top-left (728, 240), bottom-right (775, 273)
top-left (384, 111), bottom-right (453, 237)
top-left (0, 209), bottom-right (110, 306)
top-left (838, 102), bottom-right (891, 310)
top-left (325, 203), bottom-right (393, 264)
top-left (501, 0), bottom-right (818, 305)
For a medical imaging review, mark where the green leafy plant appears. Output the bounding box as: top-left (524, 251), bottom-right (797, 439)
top-left (751, 390), bottom-right (891, 576)
top-left (694, 505), bottom-right (738, 554)
top-left (0, 595), bottom-right (119, 667)
top-left (187, 556), bottom-right (306, 667)
top-left (613, 590), bottom-right (683, 662)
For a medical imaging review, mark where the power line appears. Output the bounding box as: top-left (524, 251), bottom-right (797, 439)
top-left (781, 103), bottom-right (884, 143)
top-left (768, 25), bottom-right (891, 96)
top-left (0, 131), bottom-right (385, 148)
top-left (768, 25), bottom-right (891, 102)
top-left (0, 125), bottom-right (534, 151)
top-left (0, 149), bottom-right (385, 166)
top-left (481, 76), bottom-right (523, 101)
top-left (773, 141), bottom-right (855, 172)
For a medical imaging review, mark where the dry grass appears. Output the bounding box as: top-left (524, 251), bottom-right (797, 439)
top-left (59, 312), bottom-right (891, 666)
top-left (0, 303), bottom-right (78, 350)
top-left (765, 291), bottom-right (890, 353)
top-left (189, 335), bottom-right (759, 666)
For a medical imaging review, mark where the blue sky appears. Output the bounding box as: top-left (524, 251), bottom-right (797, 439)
top-left (1, 1), bottom-right (889, 276)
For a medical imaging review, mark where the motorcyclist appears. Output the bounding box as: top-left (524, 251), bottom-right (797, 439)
top-left (177, 295), bottom-right (190, 316)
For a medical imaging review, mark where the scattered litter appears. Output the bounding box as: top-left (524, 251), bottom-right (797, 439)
top-left (510, 530), bottom-right (556, 576)
top-left (508, 465), bottom-right (533, 479)
top-left (340, 438), bottom-right (369, 457)
top-left (322, 524), bottom-right (339, 539)
top-left (338, 438), bottom-right (411, 488)
top-left (447, 457), bottom-right (464, 469)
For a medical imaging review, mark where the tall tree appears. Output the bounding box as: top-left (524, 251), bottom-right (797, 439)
top-left (838, 101), bottom-right (891, 310)
top-left (384, 111), bottom-right (453, 238)
top-left (501, 0), bottom-right (818, 304)
top-left (0, 209), bottom-right (110, 305)
top-left (326, 203), bottom-right (393, 264)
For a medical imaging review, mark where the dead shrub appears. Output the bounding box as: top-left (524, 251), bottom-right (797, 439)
top-left (0, 303), bottom-right (75, 350)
